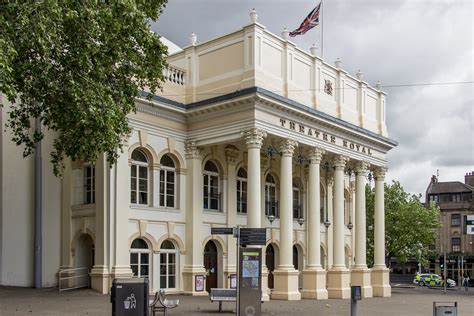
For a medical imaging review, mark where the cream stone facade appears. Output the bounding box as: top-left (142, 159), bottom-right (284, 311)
top-left (0, 11), bottom-right (396, 300)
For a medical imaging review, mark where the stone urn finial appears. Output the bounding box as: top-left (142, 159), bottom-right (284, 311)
top-left (310, 44), bottom-right (318, 57)
top-left (189, 32), bottom-right (197, 46)
top-left (376, 81), bottom-right (382, 90)
top-left (356, 70), bottom-right (363, 81)
top-left (250, 8), bottom-right (258, 23)
top-left (282, 28), bottom-right (290, 41)
top-left (335, 58), bottom-right (342, 69)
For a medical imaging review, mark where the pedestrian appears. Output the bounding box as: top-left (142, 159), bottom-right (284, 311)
top-left (462, 275), bottom-right (470, 291)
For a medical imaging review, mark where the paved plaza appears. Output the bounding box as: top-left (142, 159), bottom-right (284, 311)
top-left (0, 285), bottom-right (473, 316)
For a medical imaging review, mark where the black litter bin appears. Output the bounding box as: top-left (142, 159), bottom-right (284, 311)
top-left (111, 278), bottom-right (149, 316)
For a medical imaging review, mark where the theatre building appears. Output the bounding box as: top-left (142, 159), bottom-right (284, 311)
top-left (0, 11), bottom-right (397, 300)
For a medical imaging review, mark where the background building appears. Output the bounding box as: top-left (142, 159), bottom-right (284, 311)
top-left (425, 172), bottom-right (474, 283)
top-left (1, 10), bottom-right (396, 300)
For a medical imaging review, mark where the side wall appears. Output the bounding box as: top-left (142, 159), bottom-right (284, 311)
top-left (0, 97), bottom-right (61, 287)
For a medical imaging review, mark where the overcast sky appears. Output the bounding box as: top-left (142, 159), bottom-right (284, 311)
top-left (153, 0), bottom-right (473, 197)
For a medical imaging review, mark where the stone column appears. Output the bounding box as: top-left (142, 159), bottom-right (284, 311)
top-left (90, 154), bottom-right (110, 293)
top-left (273, 139), bottom-right (301, 300)
top-left (351, 161), bottom-right (373, 298)
top-left (110, 144), bottom-right (133, 280)
top-left (224, 147), bottom-right (239, 288)
top-left (260, 154), bottom-right (270, 301)
top-left (182, 141), bottom-right (207, 295)
top-left (59, 158), bottom-right (73, 290)
top-left (301, 147), bottom-right (328, 299)
top-left (327, 176), bottom-right (334, 269)
top-left (372, 167), bottom-right (391, 297)
top-left (242, 128), bottom-right (267, 228)
top-left (327, 155), bottom-right (350, 299)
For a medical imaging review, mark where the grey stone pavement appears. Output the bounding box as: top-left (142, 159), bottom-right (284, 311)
top-left (0, 285), bottom-right (473, 316)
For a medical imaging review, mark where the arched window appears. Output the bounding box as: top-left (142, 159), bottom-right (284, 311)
top-left (265, 174), bottom-right (278, 217)
top-left (160, 240), bottom-right (178, 289)
top-left (130, 238), bottom-right (150, 278)
top-left (159, 154), bottom-right (176, 208)
top-left (236, 168), bottom-right (247, 214)
top-left (203, 161), bottom-right (220, 211)
top-left (293, 179), bottom-right (301, 219)
top-left (131, 149), bottom-right (149, 205)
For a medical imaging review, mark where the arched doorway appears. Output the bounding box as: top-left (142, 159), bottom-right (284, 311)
top-left (74, 234), bottom-right (94, 288)
top-left (204, 240), bottom-right (218, 292)
top-left (266, 244), bottom-right (275, 289)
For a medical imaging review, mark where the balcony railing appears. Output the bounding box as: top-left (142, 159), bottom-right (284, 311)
top-left (265, 200), bottom-right (279, 218)
top-left (163, 65), bottom-right (185, 86)
top-left (204, 192), bottom-right (222, 211)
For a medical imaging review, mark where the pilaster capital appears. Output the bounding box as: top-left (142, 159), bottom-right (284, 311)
top-left (355, 161), bottom-right (371, 176)
top-left (374, 166), bottom-right (388, 181)
top-left (279, 139), bottom-right (298, 156)
top-left (242, 128), bottom-right (267, 148)
top-left (307, 147), bottom-right (325, 164)
top-left (225, 146), bottom-right (239, 164)
top-left (332, 155), bottom-right (349, 171)
top-left (184, 141), bottom-right (202, 159)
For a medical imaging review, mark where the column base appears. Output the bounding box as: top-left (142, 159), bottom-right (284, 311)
top-left (300, 268), bottom-right (328, 300)
top-left (261, 268), bottom-right (270, 301)
top-left (182, 266), bottom-right (209, 296)
top-left (371, 266), bottom-right (391, 297)
top-left (90, 266), bottom-right (110, 294)
top-left (327, 267), bottom-right (351, 299)
top-left (351, 267), bottom-right (373, 298)
top-left (271, 269), bottom-right (301, 300)
top-left (110, 266), bottom-right (134, 292)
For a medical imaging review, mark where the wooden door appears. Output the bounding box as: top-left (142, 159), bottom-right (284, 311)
top-left (266, 244), bottom-right (275, 289)
top-left (204, 241), bottom-right (218, 292)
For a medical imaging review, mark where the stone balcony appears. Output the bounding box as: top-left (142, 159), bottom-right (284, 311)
top-left (157, 13), bottom-right (388, 137)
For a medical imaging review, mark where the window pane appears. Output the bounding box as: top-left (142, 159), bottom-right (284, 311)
top-left (160, 276), bottom-right (167, 288)
top-left (166, 195), bottom-right (174, 207)
top-left (169, 253), bottom-right (176, 263)
top-left (160, 264), bottom-right (166, 275)
top-left (167, 171), bottom-right (174, 183)
top-left (131, 179), bottom-right (137, 191)
top-left (141, 253), bottom-right (149, 264)
top-left (168, 263), bottom-right (176, 275)
top-left (131, 264), bottom-right (138, 276)
top-left (139, 192), bottom-right (147, 204)
top-left (168, 276), bottom-right (175, 288)
top-left (211, 198), bottom-right (218, 210)
top-left (139, 179), bottom-right (147, 191)
top-left (131, 253), bottom-right (138, 264)
top-left (139, 166), bottom-right (147, 179)
top-left (131, 166), bottom-right (137, 177)
top-left (140, 264), bottom-right (148, 277)
top-left (160, 155), bottom-right (174, 167)
top-left (131, 191), bottom-right (136, 204)
top-left (160, 194), bottom-right (165, 206)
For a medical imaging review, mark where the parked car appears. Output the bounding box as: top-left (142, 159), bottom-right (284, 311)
top-left (413, 273), bottom-right (456, 287)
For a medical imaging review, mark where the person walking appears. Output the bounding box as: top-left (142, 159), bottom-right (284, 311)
top-left (462, 275), bottom-right (470, 291)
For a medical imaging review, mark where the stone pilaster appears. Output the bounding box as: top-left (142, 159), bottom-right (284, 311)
top-left (301, 147), bottom-right (328, 299)
top-left (182, 141), bottom-right (207, 295)
top-left (90, 154), bottom-right (110, 293)
top-left (273, 139), bottom-right (301, 300)
top-left (327, 155), bottom-right (351, 299)
top-left (372, 167), bottom-right (391, 297)
top-left (351, 161), bottom-right (372, 298)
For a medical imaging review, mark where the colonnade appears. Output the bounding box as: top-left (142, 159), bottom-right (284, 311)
top-left (179, 128), bottom-right (390, 300)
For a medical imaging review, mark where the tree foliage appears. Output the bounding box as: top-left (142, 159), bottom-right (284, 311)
top-left (366, 180), bottom-right (440, 267)
top-left (0, 1), bottom-right (168, 175)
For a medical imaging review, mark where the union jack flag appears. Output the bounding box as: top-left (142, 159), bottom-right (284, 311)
top-left (289, 2), bottom-right (321, 37)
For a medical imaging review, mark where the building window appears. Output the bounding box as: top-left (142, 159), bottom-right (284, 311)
top-left (451, 214), bottom-right (461, 227)
top-left (159, 154), bottom-right (176, 208)
top-left (203, 161), bottom-right (220, 210)
top-left (131, 149), bottom-right (149, 205)
top-left (292, 179), bottom-right (301, 219)
top-left (451, 238), bottom-right (461, 252)
top-left (236, 168), bottom-right (247, 214)
top-left (159, 240), bottom-right (178, 289)
top-left (130, 238), bottom-right (150, 278)
top-left (265, 173), bottom-right (278, 217)
top-left (84, 164), bottom-right (95, 204)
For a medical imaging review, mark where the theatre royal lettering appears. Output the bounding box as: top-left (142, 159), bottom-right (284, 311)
top-left (279, 118), bottom-right (373, 156)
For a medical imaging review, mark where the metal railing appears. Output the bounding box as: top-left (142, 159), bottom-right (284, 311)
top-left (58, 267), bottom-right (90, 292)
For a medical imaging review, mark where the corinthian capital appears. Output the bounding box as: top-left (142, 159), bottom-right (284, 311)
top-left (242, 128), bottom-right (267, 148)
top-left (355, 161), bottom-right (371, 176)
top-left (184, 141), bottom-right (201, 159)
top-left (333, 155), bottom-right (349, 171)
top-left (279, 139), bottom-right (298, 156)
top-left (307, 147), bottom-right (325, 164)
top-left (374, 166), bottom-right (388, 181)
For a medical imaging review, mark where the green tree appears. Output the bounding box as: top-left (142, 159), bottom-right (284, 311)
top-left (366, 180), bottom-right (440, 267)
top-left (0, 1), bottom-right (168, 175)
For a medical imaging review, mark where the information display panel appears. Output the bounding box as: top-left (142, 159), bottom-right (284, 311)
top-left (238, 248), bottom-right (262, 316)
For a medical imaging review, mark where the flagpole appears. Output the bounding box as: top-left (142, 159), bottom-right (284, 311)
top-left (321, 0), bottom-right (324, 59)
